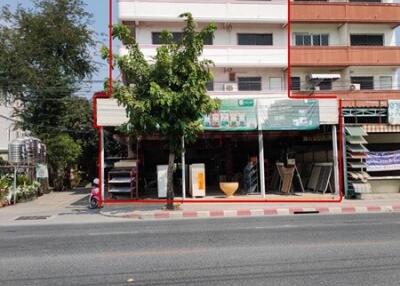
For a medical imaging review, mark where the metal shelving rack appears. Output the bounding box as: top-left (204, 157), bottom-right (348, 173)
top-left (107, 161), bottom-right (139, 199)
top-left (345, 126), bottom-right (371, 198)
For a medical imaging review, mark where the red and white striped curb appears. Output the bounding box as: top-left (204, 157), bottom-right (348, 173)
top-left (101, 205), bottom-right (400, 220)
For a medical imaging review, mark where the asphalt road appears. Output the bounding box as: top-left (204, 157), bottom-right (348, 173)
top-left (1, 213), bottom-right (400, 286)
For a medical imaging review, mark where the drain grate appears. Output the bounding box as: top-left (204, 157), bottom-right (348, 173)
top-left (15, 215), bottom-right (50, 221)
top-left (293, 211), bottom-right (320, 215)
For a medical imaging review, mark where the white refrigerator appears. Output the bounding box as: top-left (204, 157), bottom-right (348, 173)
top-left (189, 163), bottom-right (206, 197)
top-left (157, 165), bottom-right (168, 198)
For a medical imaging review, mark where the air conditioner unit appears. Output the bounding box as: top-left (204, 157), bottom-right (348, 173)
top-left (223, 83), bottom-right (238, 92)
top-left (314, 86), bottom-right (320, 91)
top-left (350, 83), bottom-right (361, 91)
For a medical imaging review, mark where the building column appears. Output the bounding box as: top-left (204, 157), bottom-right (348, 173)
top-left (258, 130), bottom-right (266, 198)
top-left (99, 127), bottom-right (105, 205)
top-left (332, 125), bottom-right (339, 195)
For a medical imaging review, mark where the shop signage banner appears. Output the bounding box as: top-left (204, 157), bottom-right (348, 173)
top-left (203, 99), bottom-right (257, 131)
top-left (367, 150), bottom-right (400, 172)
top-left (257, 98), bottom-right (320, 131)
top-left (388, 100), bottom-right (400, 125)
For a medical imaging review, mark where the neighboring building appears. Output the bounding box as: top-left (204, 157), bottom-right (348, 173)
top-left (291, 0), bottom-right (400, 196)
top-left (0, 104), bottom-right (22, 160)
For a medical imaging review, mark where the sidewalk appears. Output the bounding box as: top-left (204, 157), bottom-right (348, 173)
top-left (100, 193), bottom-right (400, 220)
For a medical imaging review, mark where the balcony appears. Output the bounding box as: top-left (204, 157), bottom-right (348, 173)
top-left (120, 45), bottom-right (288, 67)
top-left (290, 1), bottom-right (400, 26)
top-left (290, 46), bottom-right (400, 67)
top-left (119, 0), bottom-right (287, 24)
top-left (207, 81), bottom-right (287, 98)
top-left (292, 89), bottom-right (400, 107)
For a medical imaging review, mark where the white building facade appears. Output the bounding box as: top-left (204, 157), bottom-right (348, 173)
top-left (118, 0), bottom-right (289, 99)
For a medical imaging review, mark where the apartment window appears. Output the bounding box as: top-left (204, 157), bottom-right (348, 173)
top-left (318, 79), bottom-right (332, 90)
top-left (379, 76), bottom-right (392, 90)
top-left (152, 32), bottom-right (213, 45)
top-left (238, 77), bottom-right (262, 91)
top-left (350, 34), bottom-right (384, 46)
top-left (295, 34), bottom-right (329, 46)
top-left (206, 81), bottom-right (214, 91)
top-left (351, 77), bottom-right (374, 90)
top-left (290, 77), bottom-right (301, 91)
top-left (238, 34), bottom-right (273, 45)
top-left (269, 77), bottom-right (282, 91)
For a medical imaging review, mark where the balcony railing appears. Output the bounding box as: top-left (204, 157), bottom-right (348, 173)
top-left (207, 81), bottom-right (286, 97)
top-left (290, 1), bottom-right (400, 25)
top-left (290, 46), bottom-right (400, 66)
top-left (292, 89), bottom-right (400, 107)
top-left (120, 45), bottom-right (288, 67)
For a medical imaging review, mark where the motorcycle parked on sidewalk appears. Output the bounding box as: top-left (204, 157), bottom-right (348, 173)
top-left (88, 178), bottom-right (100, 209)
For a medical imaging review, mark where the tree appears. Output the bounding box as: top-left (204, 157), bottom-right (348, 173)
top-left (107, 13), bottom-right (219, 209)
top-left (0, 0), bottom-right (97, 190)
top-left (45, 134), bottom-right (81, 191)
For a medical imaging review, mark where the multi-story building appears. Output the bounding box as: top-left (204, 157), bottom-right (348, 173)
top-left (118, 0), bottom-right (288, 97)
top-left (291, 0), bottom-right (400, 196)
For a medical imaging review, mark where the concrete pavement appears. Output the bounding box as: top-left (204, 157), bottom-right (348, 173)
top-left (100, 194), bottom-right (400, 220)
top-left (0, 189), bottom-right (126, 226)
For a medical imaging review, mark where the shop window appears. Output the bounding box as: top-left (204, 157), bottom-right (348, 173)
top-left (238, 77), bottom-right (262, 91)
top-left (152, 32), bottom-right (212, 45)
top-left (290, 77), bottom-right (301, 91)
top-left (351, 77), bottom-right (374, 90)
top-left (350, 34), bottom-right (384, 46)
top-left (238, 34), bottom-right (273, 45)
top-left (295, 33), bottom-right (329, 46)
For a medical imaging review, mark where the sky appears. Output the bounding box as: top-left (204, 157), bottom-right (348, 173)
top-left (0, 0), bottom-right (118, 97)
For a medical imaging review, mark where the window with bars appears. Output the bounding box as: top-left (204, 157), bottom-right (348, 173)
top-left (152, 32), bottom-right (213, 45)
top-left (238, 34), bottom-right (273, 45)
top-left (206, 81), bottom-right (214, 91)
top-left (290, 77), bottom-right (301, 91)
top-left (351, 77), bottom-right (374, 90)
top-left (318, 79), bottom-right (332, 90)
top-left (238, 77), bottom-right (262, 91)
top-left (294, 33), bottom-right (329, 46)
top-left (350, 34), bottom-right (384, 46)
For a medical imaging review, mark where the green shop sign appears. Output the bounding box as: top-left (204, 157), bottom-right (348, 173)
top-left (203, 99), bottom-right (257, 131)
top-left (257, 98), bottom-right (320, 131)
top-left (203, 98), bottom-right (320, 131)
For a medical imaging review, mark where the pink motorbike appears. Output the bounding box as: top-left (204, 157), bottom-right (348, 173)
top-left (89, 178), bottom-right (100, 209)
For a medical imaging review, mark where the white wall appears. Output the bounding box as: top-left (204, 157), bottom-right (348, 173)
top-left (118, 0), bottom-right (287, 24)
top-left (0, 105), bottom-right (21, 155)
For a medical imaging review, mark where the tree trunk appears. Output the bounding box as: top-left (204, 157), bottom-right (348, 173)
top-left (166, 151), bottom-right (175, 210)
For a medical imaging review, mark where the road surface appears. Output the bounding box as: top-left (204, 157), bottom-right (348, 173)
top-left (1, 213), bottom-right (400, 285)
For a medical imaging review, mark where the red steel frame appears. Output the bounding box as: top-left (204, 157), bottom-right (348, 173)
top-left (93, 0), bottom-right (344, 206)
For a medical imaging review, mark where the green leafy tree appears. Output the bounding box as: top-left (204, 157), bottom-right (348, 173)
top-left (0, 0), bottom-right (97, 189)
top-left (45, 134), bottom-right (81, 191)
top-left (107, 13), bottom-right (219, 209)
